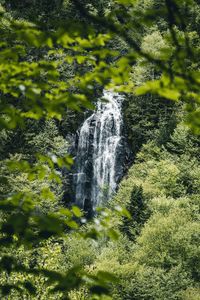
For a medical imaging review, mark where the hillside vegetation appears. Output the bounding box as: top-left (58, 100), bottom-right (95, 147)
top-left (0, 0), bottom-right (200, 299)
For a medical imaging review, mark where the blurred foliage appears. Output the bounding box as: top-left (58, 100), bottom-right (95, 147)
top-left (0, 0), bottom-right (200, 299)
top-left (0, 1), bottom-right (129, 298)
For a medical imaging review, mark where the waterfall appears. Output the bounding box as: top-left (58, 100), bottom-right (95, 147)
top-left (74, 90), bottom-right (124, 212)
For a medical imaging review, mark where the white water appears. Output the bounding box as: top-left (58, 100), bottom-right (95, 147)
top-left (75, 90), bottom-right (123, 210)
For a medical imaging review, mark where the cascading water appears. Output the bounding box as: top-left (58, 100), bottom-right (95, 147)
top-left (74, 90), bottom-right (124, 212)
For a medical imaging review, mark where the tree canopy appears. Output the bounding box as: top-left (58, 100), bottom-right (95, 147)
top-left (0, 0), bottom-right (200, 299)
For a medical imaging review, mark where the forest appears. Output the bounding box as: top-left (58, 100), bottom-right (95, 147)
top-left (0, 0), bottom-right (200, 299)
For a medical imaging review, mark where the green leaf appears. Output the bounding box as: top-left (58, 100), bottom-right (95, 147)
top-left (72, 206), bottom-right (83, 218)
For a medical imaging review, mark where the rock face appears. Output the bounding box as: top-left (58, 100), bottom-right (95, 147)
top-left (73, 91), bottom-right (127, 213)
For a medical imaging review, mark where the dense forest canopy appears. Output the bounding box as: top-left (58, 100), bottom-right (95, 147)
top-left (0, 0), bottom-right (200, 299)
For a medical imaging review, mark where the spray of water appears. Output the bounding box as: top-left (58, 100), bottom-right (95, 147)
top-left (75, 90), bottom-right (123, 210)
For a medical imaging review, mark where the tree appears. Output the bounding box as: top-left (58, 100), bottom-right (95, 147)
top-left (0, 0), bottom-right (200, 298)
top-left (120, 185), bottom-right (150, 240)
